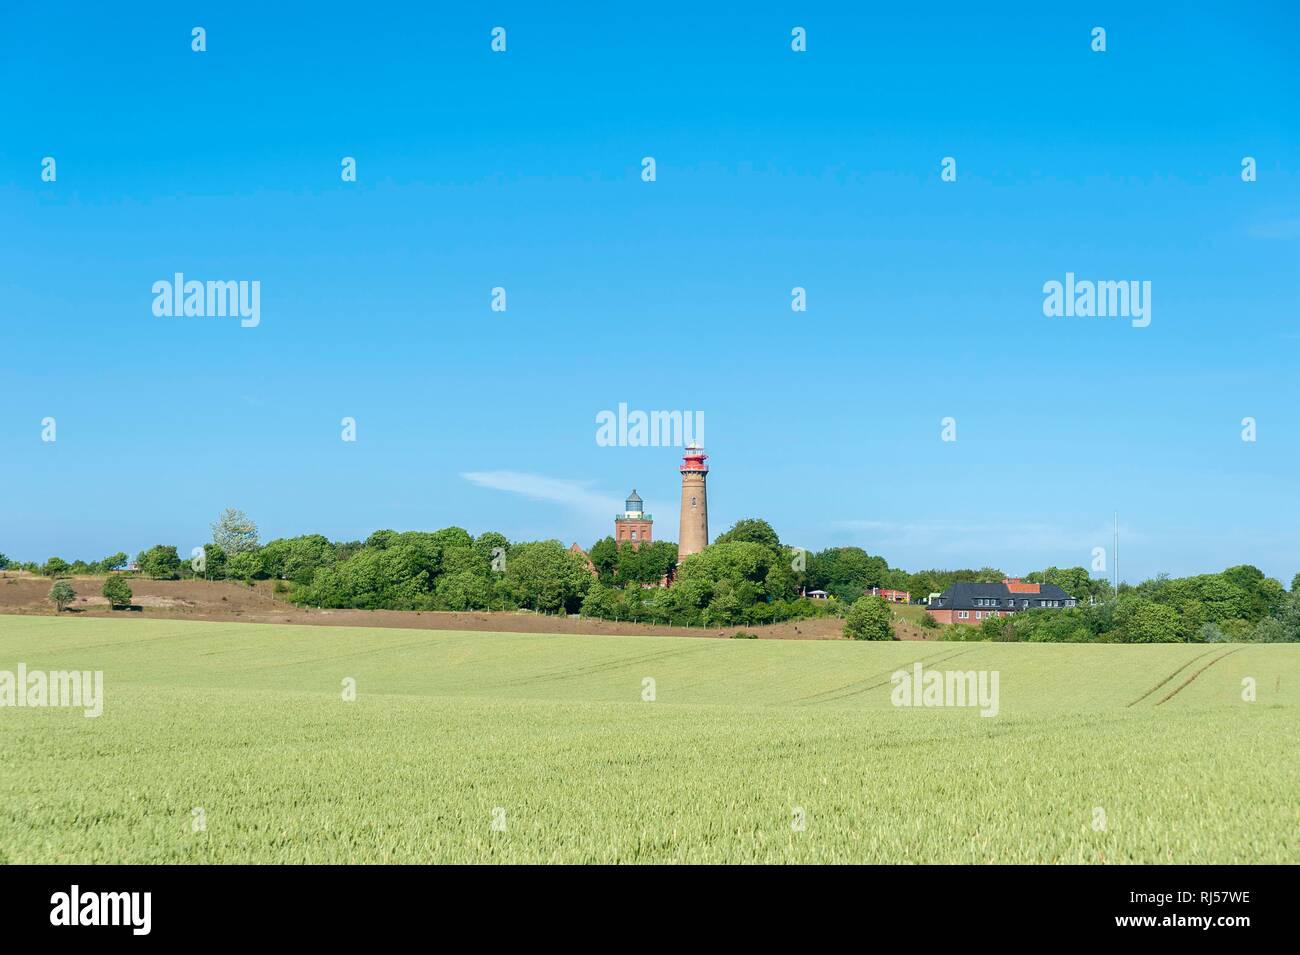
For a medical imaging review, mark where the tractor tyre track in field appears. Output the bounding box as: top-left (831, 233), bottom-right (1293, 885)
top-left (800, 647), bottom-right (983, 706)
top-left (791, 646), bottom-right (961, 705)
top-left (818, 647), bottom-right (984, 705)
top-left (1126, 649), bottom-right (1219, 708)
top-left (484, 643), bottom-right (713, 690)
top-left (1156, 647), bottom-right (1245, 706)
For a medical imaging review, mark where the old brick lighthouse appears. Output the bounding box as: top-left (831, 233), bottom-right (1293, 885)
top-left (677, 443), bottom-right (709, 557)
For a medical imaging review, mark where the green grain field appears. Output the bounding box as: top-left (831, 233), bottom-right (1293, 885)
top-left (1, 615), bottom-right (1296, 864)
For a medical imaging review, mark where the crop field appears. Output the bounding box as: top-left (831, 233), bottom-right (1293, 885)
top-left (0, 616), bottom-right (1296, 864)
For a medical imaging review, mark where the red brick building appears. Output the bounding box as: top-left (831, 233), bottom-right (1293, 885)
top-left (614, 490), bottom-right (652, 547)
top-left (872, 587), bottom-right (911, 603)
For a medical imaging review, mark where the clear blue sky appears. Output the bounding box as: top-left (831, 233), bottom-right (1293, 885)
top-left (2, 2), bottom-right (1297, 583)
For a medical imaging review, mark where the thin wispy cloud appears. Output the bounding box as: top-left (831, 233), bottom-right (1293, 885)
top-left (461, 471), bottom-right (624, 521)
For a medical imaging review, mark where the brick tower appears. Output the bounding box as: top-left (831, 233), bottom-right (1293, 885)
top-left (614, 489), bottom-right (653, 547)
top-left (677, 444), bottom-right (709, 558)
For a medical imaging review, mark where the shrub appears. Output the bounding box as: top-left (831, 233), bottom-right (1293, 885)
top-left (1197, 622), bottom-right (1226, 643)
top-left (101, 576), bottom-right (133, 609)
top-left (49, 581), bottom-right (76, 612)
top-left (731, 630), bottom-right (758, 639)
top-left (843, 595), bottom-right (894, 641)
top-left (919, 611), bottom-right (939, 629)
top-left (946, 622), bottom-right (988, 642)
top-left (1252, 617), bottom-right (1292, 643)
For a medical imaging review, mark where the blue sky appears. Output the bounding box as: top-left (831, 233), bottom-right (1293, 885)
top-left (2, 2), bottom-right (1298, 583)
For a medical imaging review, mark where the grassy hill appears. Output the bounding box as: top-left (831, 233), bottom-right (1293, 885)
top-left (1, 616), bottom-right (1295, 863)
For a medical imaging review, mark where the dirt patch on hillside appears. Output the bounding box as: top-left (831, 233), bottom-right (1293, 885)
top-left (0, 573), bottom-right (934, 641)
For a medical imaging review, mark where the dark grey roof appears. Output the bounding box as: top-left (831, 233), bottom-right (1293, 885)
top-left (626, 489), bottom-right (642, 503)
top-left (930, 581), bottom-right (1074, 611)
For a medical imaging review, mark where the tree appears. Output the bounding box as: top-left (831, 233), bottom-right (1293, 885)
top-left (211, 508), bottom-right (259, 556)
top-left (500, 541), bottom-right (593, 614)
top-left (613, 540), bottom-right (677, 587)
top-left (226, 550), bottom-right (264, 582)
top-left (714, 519), bottom-right (781, 552)
top-left (1220, 565), bottom-right (1285, 621)
top-left (49, 580), bottom-right (76, 612)
top-left (43, 557), bottom-right (71, 578)
top-left (97, 553), bottom-right (119, 572)
top-left (473, 532), bottom-right (510, 571)
top-left (580, 581), bottom-right (620, 618)
top-left (0, 553), bottom-right (10, 570)
top-left (674, 542), bottom-right (771, 590)
top-left (1115, 598), bottom-right (1181, 643)
top-left (429, 526), bottom-right (474, 551)
top-left (434, 570), bottom-right (491, 611)
top-left (844, 595), bottom-right (894, 641)
top-left (807, 547), bottom-right (888, 601)
top-left (137, 545), bottom-right (182, 580)
top-left (200, 543), bottom-right (228, 580)
top-left (1156, 574), bottom-right (1248, 624)
top-left (1026, 566), bottom-right (1094, 600)
top-left (102, 576), bottom-right (133, 609)
top-left (908, 571), bottom-right (941, 601)
top-left (259, 535), bottom-right (333, 584)
top-left (587, 537), bottom-right (619, 583)
top-left (300, 544), bottom-right (436, 610)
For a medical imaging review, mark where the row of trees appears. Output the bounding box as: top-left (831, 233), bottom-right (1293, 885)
top-left (11, 509), bottom-right (1300, 643)
top-left (198, 512), bottom-right (832, 626)
top-left (296, 529), bottom-right (594, 614)
top-left (4, 553), bottom-right (130, 578)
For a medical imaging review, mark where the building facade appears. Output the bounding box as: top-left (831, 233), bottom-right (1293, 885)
top-left (614, 490), bottom-right (653, 546)
top-left (927, 578), bottom-right (1076, 625)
